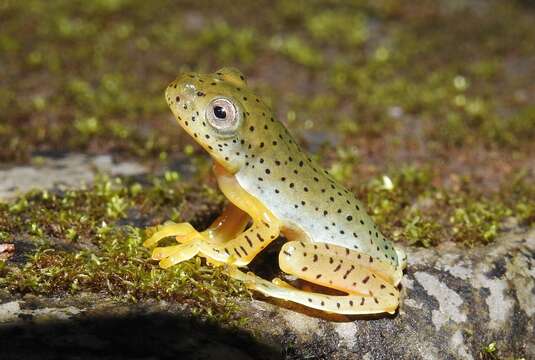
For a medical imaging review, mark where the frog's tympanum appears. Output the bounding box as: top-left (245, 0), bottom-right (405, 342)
top-left (144, 68), bottom-right (407, 315)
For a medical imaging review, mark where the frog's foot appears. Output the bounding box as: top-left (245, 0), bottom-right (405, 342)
top-left (143, 221), bottom-right (199, 248)
top-left (225, 266), bottom-right (255, 285)
top-left (236, 270), bottom-right (398, 315)
top-left (144, 221), bottom-right (205, 268)
top-left (395, 245), bottom-right (408, 271)
top-left (255, 241), bottom-right (401, 315)
top-left (227, 268), bottom-right (398, 316)
top-left (152, 242), bottom-right (200, 269)
top-left (226, 267), bottom-right (301, 298)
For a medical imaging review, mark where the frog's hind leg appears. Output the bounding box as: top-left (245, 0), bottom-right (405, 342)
top-left (306, 241), bottom-right (404, 286)
top-left (241, 241), bottom-right (400, 315)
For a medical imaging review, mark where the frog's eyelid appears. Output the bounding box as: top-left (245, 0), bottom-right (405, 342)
top-left (214, 67), bottom-right (246, 87)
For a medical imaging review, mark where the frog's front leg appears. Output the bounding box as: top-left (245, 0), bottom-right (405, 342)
top-left (195, 162), bottom-right (282, 266)
top-left (143, 203), bottom-right (250, 268)
top-left (198, 215), bottom-right (280, 266)
top-left (243, 241), bottom-right (400, 315)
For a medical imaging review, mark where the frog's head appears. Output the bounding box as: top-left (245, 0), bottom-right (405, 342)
top-left (166, 67), bottom-right (275, 173)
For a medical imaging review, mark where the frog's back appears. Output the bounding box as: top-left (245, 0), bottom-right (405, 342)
top-left (235, 121), bottom-right (400, 267)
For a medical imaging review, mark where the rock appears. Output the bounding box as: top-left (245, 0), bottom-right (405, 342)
top-left (0, 243), bottom-right (15, 261)
top-left (0, 153), bottom-right (146, 200)
top-left (0, 227), bottom-right (533, 359)
top-left (240, 226), bottom-right (535, 360)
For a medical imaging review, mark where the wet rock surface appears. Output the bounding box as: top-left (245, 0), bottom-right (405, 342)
top-left (0, 155), bottom-right (533, 360)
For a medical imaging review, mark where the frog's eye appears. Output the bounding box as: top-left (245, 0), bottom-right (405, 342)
top-left (206, 97), bottom-right (240, 133)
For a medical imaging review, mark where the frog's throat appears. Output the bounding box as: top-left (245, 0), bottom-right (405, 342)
top-left (207, 149), bottom-right (241, 175)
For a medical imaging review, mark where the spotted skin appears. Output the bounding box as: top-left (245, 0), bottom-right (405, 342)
top-left (145, 68), bottom-right (407, 315)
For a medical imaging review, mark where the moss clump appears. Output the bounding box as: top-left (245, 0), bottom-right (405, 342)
top-left (1, 226), bottom-right (246, 323)
top-left (0, 175), bottom-right (247, 323)
top-left (360, 166), bottom-right (534, 248)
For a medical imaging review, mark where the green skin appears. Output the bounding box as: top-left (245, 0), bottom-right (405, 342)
top-left (164, 67), bottom-right (407, 271)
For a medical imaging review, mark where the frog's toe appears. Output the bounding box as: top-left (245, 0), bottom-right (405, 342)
top-left (144, 222), bottom-right (198, 248)
top-left (155, 242), bottom-right (199, 269)
top-left (225, 266), bottom-right (258, 287)
top-left (152, 244), bottom-right (184, 260)
top-left (271, 277), bottom-right (296, 290)
top-left (395, 246), bottom-right (408, 271)
top-left (206, 258), bottom-right (227, 267)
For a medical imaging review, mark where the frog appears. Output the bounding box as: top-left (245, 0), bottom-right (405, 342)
top-left (144, 68), bottom-right (407, 315)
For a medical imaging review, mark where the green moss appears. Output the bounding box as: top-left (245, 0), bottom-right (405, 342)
top-left (359, 166), bottom-right (533, 248)
top-left (480, 342), bottom-right (498, 360)
top-left (0, 175), bottom-right (246, 323)
top-left (306, 11), bottom-right (368, 47)
top-left (270, 35), bottom-right (323, 68)
top-left (1, 226), bottom-right (246, 323)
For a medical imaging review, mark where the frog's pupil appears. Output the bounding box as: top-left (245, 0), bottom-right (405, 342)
top-left (214, 106), bottom-right (226, 119)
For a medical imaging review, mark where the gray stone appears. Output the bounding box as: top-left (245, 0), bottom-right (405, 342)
top-left (0, 153), bottom-right (146, 200)
top-left (1, 227), bottom-right (533, 359)
top-left (239, 226), bottom-right (535, 360)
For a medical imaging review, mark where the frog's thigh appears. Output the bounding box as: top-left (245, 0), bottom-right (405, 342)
top-left (267, 241), bottom-right (400, 315)
top-left (300, 241), bottom-right (402, 286)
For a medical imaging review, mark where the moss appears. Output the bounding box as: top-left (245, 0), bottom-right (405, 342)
top-left (359, 166), bottom-right (533, 248)
top-left (306, 11), bottom-right (368, 47)
top-left (480, 342), bottom-right (498, 360)
top-left (1, 226), bottom-right (246, 323)
top-left (270, 35), bottom-right (323, 68)
top-left (0, 175), bottom-right (247, 323)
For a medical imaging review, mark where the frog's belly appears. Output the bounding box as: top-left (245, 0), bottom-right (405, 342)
top-left (235, 172), bottom-right (399, 266)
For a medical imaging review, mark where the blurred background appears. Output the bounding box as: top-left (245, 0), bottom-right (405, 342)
top-left (0, 1), bottom-right (534, 356)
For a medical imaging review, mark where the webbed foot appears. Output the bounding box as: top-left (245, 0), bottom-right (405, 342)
top-left (144, 221), bottom-right (204, 268)
top-left (143, 221), bottom-right (199, 247)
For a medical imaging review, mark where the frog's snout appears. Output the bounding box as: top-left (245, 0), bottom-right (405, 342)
top-left (165, 79), bottom-right (197, 108)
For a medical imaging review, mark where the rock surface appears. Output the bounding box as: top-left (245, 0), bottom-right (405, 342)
top-left (0, 154), bottom-right (533, 359)
top-left (0, 154), bottom-right (146, 200)
top-left (241, 225), bottom-right (535, 359)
